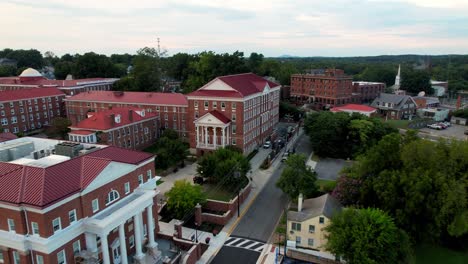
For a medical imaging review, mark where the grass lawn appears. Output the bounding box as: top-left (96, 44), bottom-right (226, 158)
top-left (316, 179), bottom-right (337, 192)
top-left (412, 244), bottom-right (468, 264)
top-left (156, 179), bottom-right (164, 185)
top-left (202, 184), bottom-right (235, 202)
top-left (385, 119), bottom-right (411, 129)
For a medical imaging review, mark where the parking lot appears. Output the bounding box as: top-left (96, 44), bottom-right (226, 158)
top-left (419, 124), bottom-right (467, 141)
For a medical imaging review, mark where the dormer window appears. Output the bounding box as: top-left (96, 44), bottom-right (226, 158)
top-left (105, 190), bottom-right (120, 205)
top-left (115, 114), bottom-right (121, 123)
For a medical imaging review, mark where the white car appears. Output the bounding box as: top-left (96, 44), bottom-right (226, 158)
top-left (263, 141), bottom-right (271, 149)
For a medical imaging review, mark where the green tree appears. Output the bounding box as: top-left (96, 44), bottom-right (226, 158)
top-left (0, 65), bottom-right (16, 77)
top-left (325, 208), bottom-right (411, 264)
top-left (276, 154), bottom-right (318, 199)
top-left (45, 117), bottom-right (71, 139)
top-left (401, 68), bottom-right (433, 94)
top-left (73, 52), bottom-right (123, 78)
top-left (152, 129), bottom-right (189, 169)
top-left (166, 180), bottom-right (206, 219)
top-left (4, 49), bottom-right (43, 69)
top-left (247, 52), bottom-right (264, 74)
top-left (197, 147), bottom-right (251, 190)
top-left (131, 49), bottom-right (162, 92)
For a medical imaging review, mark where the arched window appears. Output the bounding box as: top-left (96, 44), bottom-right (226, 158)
top-left (105, 190), bottom-right (120, 205)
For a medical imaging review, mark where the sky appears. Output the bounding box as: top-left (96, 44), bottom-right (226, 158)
top-left (2, 0), bottom-right (468, 57)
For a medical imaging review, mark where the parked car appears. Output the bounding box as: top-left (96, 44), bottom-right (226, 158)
top-left (281, 152), bottom-right (289, 162)
top-left (263, 141), bottom-right (271, 149)
top-left (427, 124), bottom-right (443, 130)
top-left (442, 121), bottom-right (451, 127)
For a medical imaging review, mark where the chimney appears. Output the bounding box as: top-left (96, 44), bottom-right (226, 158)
top-left (298, 193), bottom-right (303, 212)
top-left (129, 110), bottom-right (133, 122)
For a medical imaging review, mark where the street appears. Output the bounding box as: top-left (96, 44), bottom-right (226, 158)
top-left (210, 133), bottom-right (313, 264)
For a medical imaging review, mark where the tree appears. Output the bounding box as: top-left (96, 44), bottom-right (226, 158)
top-left (45, 117), bottom-right (71, 139)
top-left (0, 65), bottom-right (16, 77)
top-left (331, 174), bottom-right (362, 206)
top-left (401, 68), bottom-right (432, 94)
top-left (152, 129), bottom-right (189, 169)
top-left (166, 180), bottom-right (206, 219)
top-left (247, 52), bottom-right (264, 74)
top-left (4, 49), bottom-right (43, 69)
top-left (73, 52), bottom-right (124, 78)
top-left (325, 208), bottom-right (411, 264)
top-left (276, 154), bottom-right (318, 199)
top-left (197, 147), bottom-right (251, 190)
top-left (131, 52), bottom-right (162, 92)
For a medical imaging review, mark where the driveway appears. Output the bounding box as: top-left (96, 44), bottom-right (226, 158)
top-left (314, 158), bottom-right (352, 180)
top-left (419, 124), bottom-right (467, 141)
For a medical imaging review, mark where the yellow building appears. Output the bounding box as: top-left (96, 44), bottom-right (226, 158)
top-left (287, 193), bottom-right (342, 254)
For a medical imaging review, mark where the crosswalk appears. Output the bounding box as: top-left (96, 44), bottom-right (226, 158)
top-left (224, 236), bottom-right (266, 252)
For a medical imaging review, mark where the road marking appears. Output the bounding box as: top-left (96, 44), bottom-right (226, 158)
top-left (224, 237), bottom-right (266, 252)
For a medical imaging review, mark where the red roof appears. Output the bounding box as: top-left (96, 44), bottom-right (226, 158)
top-left (0, 132), bottom-right (18, 142)
top-left (0, 146), bottom-right (153, 207)
top-left (68, 130), bottom-right (95, 135)
top-left (330, 104), bottom-right (376, 113)
top-left (66, 91), bottom-right (188, 106)
top-left (0, 76), bottom-right (116, 87)
top-left (70, 108), bottom-right (157, 131)
top-left (0, 87), bottom-right (65, 102)
top-left (188, 73), bottom-right (280, 98)
top-left (209, 110), bottom-right (231, 124)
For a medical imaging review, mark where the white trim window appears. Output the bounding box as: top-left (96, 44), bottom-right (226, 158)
top-left (138, 174), bottom-right (144, 185)
top-left (8, 219), bottom-right (15, 232)
top-left (32, 222), bottom-right (40, 235)
top-left (36, 254), bottom-right (44, 264)
top-left (73, 240), bottom-right (81, 254)
top-left (147, 169), bottom-right (152, 180)
top-left (124, 182), bottom-right (130, 194)
top-left (69, 209), bottom-right (77, 224)
top-left (92, 199), bottom-right (99, 213)
top-left (52, 217), bottom-right (62, 233)
top-left (105, 190), bottom-right (120, 205)
top-left (13, 251), bottom-right (20, 264)
top-left (0, 251), bottom-right (4, 263)
top-left (57, 249), bottom-right (66, 264)
top-left (129, 235), bottom-right (135, 248)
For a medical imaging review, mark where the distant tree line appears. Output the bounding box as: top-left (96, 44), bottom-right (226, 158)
top-left (1, 48), bottom-right (467, 94)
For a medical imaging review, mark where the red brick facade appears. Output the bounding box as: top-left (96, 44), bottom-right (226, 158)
top-left (352, 82), bottom-right (386, 103)
top-left (0, 88), bottom-right (65, 134)
top-left (290, 69), bottom-right (353, 107)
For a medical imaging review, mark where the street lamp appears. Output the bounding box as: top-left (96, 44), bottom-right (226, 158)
top-left (234, 171), bottom-right (241, 218)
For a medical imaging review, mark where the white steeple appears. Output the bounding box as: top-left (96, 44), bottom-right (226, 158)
top-left (395, 64), bottom-right (401, 86)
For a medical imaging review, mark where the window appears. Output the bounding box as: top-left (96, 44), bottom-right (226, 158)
top-left (232, 114), bottom-right (236, 122)
top-left (232, 138), bottom-right (236, 145)
top-left (319, 217), bottom-right (325, 224)
top-left (173, 107), bottom-right (177, 113)
top-left (204, 101), bottom-right (209, 109)
top-left (212, 101), bottom-right (217, 108)
top-left (13, 251), bottom-right (20, 264)
top-left (125, 182), bottom-right (130, 194)
top-left (232, 125), bottom-right (236, 134)
top-left (156, 106), bottom-right (160, 111)
top-left (129, 235), bottom-right (135, 248)
top-left (106, 190), bottom-right (120, 205)
top-left (296, 236), bottom-right (301, 244)
top-left (195, 111), bottom-right (199, 119)
top-left (164, 114), bottom-right (168, 121)
top-left (36, 255), bottom-right (44, 264)
top-left (309, 225), bottom-right (315, 233)
top-left (69, 209), bottom-right (77, 224)
top-left (194, 101), bottom-right (198, 108)
top-left (1, 118), bottom-right (7, 126)
top-left (9, 102), bottom-right (14, 108)
top-left (52, 217), bottom-right (61, 233)
top-left (232, 102), bottom-right (236, 110)
top-left (0, 103), bottom-right (3, 109)
top-left (0, 110), bottom-right (4, 116)
top-left (138, 174), bottom-right (144, 185)
top-left (57, 249), bottom-right (66, 264)
top-left (147, 169), bottom-right (152, 180)
top-left (32, 222), bottom-right (39, 235)
top-left (164, 106), bottom-right (168, 112)
top-left (8, 219), bottom-right (15, 232)
top-left (291, 222), bottom-right (301, 231)
top-left (221, 102), bottom-right (226, 110)
top-left (20, 108), bottom-right (24, 114)
top-left (11, 116), bottom-right (17, 124)
top-left (0, 251), bottom-right (3, 263)
top-left (10, 109), bottom-right (15, 115)
top-left (92, 199), bottom-right (99, 213)
top-left (143, 224), bottom-right (147, 236)
top-left (308, 238), bottom-right (314, 246)
top-left (73, 240), bottom-right (81, 254)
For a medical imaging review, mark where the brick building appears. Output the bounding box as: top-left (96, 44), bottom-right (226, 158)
top-left (186, 73), bottom-right (281, 155)
top-left (64, 91), bottom-right (188, 139)
top-left (0, 68), bottom-right (117, 96)
top-left (352, 81), bottom-right (386, 103)
top-left (0, 87), bottom-right (65, 134)
top-left (0, 137), bottom-right (161, 264)
top-left (68, 108), bottom-right (159, 150)
top-left (290, 69), bottom-right (353, 107)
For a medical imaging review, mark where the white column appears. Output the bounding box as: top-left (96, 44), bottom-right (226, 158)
top-left (222, 127), bottom-right (226, 147)
top-left (119, 224), bottom-right (128, 264)
top-left (85, 233), bottom-right (98, 253)
top-left (213, 127), bottom-right (217, 148)
top-left (196, 125), bottom-right (199, 146)
top-left (204, 126), bottom-right (208, 145)
top-left (146, 205), bottom-right (157, 248)
top-left (100, 234), bottom-right (111, 264)
top-left (133, 213), bottom-right (144, 258)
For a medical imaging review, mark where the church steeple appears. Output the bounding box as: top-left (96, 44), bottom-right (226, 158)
top-left (395, 64), bottom-right (401, 86)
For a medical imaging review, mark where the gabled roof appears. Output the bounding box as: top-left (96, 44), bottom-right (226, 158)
top-left (188, 73), bottom-right (280, 98)
top-left (70, 107), bottom-right (156, 131)
top-left (0, 87), bottom-right (65, 102)
top-left (0, 146), bottom-right (153, 207)
top-left (208, 110), bottom-right (230, 124)
top-left (330, 104), bottom-right (376, 113)
top-left (0, 132), bottom-right (18, 142)
top-left (65, 91), bottom-right (188, 106)
top-left (371, 93), bottom-right (413, 110)
top-left (288, 194), bottom-right (342, 222)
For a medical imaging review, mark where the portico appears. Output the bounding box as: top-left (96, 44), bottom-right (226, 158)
top-left (195, 111), bottom-right (231, 150)
top-left (83, 178), bottom-right (161, 264)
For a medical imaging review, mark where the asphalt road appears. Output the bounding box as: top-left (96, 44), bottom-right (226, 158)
top-left (211, 133), bottom-right (312, 264)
